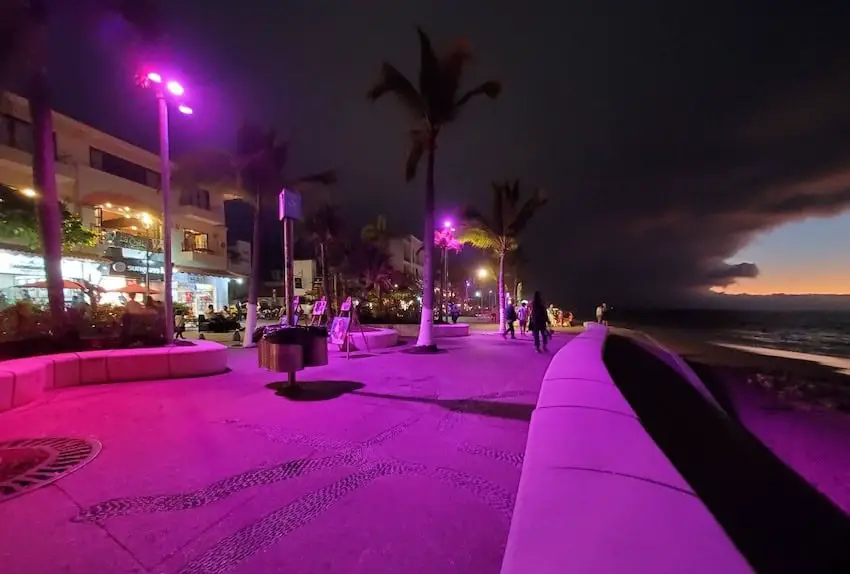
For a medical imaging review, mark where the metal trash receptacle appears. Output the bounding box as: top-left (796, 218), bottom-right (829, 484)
top-left (265, 340), bottom-right (304, 372)
top-left (303, 326), bottom-right (329, 366)
top-left (261, 326), bottom-right (306, 372)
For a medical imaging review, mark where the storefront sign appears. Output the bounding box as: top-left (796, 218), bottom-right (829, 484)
top-left (104, 258), bottom-right (164, 281)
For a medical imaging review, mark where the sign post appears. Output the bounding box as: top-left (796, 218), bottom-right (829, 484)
top-left (278, 188), bottom-right (303, 386)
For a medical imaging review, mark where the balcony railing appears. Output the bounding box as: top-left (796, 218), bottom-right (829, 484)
top-left (100, 229), bottom-right (163, 252)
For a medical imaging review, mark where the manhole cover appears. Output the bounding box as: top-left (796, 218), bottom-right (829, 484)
top-left (0, 437), bottom-right (102, 503)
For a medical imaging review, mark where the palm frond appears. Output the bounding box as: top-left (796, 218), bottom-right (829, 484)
top-left (439, 39), bottom-right (472, 107)
top-left (367, 62), bottom-right (426, 118)
top-left (416, 27), bottom-right (441, 104)
top-left (456, 80), bottom-right (502, 109)
top-left (491, 182), bottom-right (506, 235)
top-left (405, 129), bottom-right (427, 181)
top-left (508, 188), bottom-right (547, 236)
top-left (457, 226), bottom-right (499, 251)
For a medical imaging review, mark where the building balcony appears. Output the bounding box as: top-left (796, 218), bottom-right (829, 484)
top-left (99, 229), bottom-right (163, 253)
top-left (175, 246), bottom-right (226, 270)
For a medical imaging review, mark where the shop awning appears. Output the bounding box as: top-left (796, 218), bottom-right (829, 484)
top-left (0, 243), bottom-right (110, 263)
top-left (174, 265), bottom-right (243, 279)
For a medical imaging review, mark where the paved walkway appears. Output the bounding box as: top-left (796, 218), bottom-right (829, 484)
top-left (0, 333), bottom-right (570, 574)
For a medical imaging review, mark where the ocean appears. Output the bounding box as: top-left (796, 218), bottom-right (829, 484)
top-left (616, 309), bottom-right (850, 359)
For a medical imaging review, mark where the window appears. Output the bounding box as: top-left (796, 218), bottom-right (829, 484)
top-left (1, 114), bottom-right (34, 152)
top-left (294, 278), bottom-right (303, 289)
top-left (179, 188), bottom-right (212, 210)
top-left (90, 147), bottom-right (160, 188)
top-left (182, 231), bottom-right (210, 252)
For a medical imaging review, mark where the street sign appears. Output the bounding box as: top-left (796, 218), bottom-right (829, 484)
top-left (278, 188), bottom-right (303, 221)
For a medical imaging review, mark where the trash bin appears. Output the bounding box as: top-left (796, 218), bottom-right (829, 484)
top-left (303, 326), bottom-right (329, 366)
top-left (261, 326), bottom-right (305, 372)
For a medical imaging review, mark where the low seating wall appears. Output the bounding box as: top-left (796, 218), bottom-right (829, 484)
top-left (0, 340), bottom-right (228, 413)
top-left (369, 323), bottom-right (470, 338)
top-left (338, 327), bottom-right (399, 350)
top-left (501, 326), bottom-right (751, 574)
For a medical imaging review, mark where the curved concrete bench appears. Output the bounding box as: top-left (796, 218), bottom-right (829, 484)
top-left (369, 323), bottom-right (470, 338)
top-left (0, 340), bottom-right (228, 413)
top-left (501, 327), bottom-right (752, 574)
top-left (334, 327), bottom-right (399, 351)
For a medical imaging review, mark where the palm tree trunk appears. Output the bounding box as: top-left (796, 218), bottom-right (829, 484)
top-left (497, 250), bottom-right (506, 334)
top-left (242, 193), bottom-right (262, 347)
top-left (416, 132), bottom-right (437, 348)
top-left (29, 67), bottom-right (65, 324)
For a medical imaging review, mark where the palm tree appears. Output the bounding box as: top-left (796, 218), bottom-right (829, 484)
top-left (360, 214), bottom-right (389, 249)
top-left (368, 27), bottom-right (501, 350)
top-left (305, 203), bottom-right (342, 315)
top-left (0, 0), bottom-right (160, 323)
top-left (349, 242), bottom-right (394, 313)
top-left (177, 122), bottom-right (336, 346)
top-left (459, 180), bottom-right (547, 333)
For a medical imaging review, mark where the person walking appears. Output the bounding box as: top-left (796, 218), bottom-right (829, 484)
top-left (503, 298), bottom-right (517, 339)
top-left (530, 291), bottom-right (550, 352)
top-left (517, 300), bottom-right (529, 336)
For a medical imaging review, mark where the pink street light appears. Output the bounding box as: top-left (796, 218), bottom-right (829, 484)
top-left (443, 219), bottom-right (452, 228)
top-left (137, 70), bottom-right (195, 342)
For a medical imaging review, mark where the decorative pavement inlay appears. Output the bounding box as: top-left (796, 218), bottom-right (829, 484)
top-left (0, 437), bottom-right (102, 503)
top-left (74, 389), bottom-right (532, 572)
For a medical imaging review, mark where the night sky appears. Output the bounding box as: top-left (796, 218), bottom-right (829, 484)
top-left (39, 1), bottom-right (850, 308)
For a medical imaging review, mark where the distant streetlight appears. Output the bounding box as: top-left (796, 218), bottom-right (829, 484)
top-left (477, 267), bottom-right (487, 279)
top-left (138, 70), bottom-right (194, 343)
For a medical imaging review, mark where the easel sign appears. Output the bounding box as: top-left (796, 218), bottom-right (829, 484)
top-left (329, 296), bottom-right (370, 358)
top-left (310, 297), bottom-right (328, 326)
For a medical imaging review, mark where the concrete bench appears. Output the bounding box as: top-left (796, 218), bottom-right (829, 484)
top-left (368, 323), bottom-right (470, 338)
top-left (0, 340), bottom-right (228, 413)
top-left (501, 327), bottom-right (752, 574)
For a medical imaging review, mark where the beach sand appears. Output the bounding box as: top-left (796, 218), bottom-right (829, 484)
top-left (626, 326), bottom-right (850, 515)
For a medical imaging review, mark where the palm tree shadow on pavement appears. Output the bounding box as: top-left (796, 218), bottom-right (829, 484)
top-left (265, 381), bottom-right (365, 402)
top-left (602, 334), bottom-right (850, 573)
top-left (351, 390), bottom-right (534, 422)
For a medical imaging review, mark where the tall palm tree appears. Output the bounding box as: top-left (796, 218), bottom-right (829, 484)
top-left (459, 180), bottom-right (547, 333)
top-left (0, 0), bottom-right (160, 323)
top-left (305, 203), bottom-right (342, 315)
top-left (177, 122), bottom-right (336, 346)
top-left (368, 27), bottom-right (501, 350)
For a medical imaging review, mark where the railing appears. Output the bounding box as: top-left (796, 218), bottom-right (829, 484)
top-left (100, 229), bottom-right (163, 252)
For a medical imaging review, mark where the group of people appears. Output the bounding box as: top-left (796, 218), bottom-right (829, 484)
top-left (503, 291), bottom-right (555, 353)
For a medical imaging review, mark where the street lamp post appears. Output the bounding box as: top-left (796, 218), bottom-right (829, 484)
top-left (139, 72), bottom-right (193, 344)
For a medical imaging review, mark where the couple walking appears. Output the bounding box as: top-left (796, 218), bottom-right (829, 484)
top-left (503, 291), bottom-right (551, 352)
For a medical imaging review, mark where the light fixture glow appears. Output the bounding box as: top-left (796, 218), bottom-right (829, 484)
top-left (104, 202), bottom-right (113, 208)
top-left (20, 188), bottom-right (37, 198)
top-left (177, 104), bottom-right (193, 115)
top-left (166, 80), bottom-right (184, 96)
top-left (443, 220), bottom-right (452, 228)
top-left (477, 268), bottom-right (487, 279)
top-left (147, 72), bottom-right (162, 83)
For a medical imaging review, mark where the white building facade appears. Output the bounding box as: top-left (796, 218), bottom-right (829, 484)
top-left (387, 234), bottom-right (424, 279)
top-left (0, 92), bottom-right (243, 318)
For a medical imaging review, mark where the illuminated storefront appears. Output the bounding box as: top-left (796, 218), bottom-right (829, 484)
top-left (0, 249), bottom-right (104, 304)
top-left (173, 271), bottom-right (229, 319)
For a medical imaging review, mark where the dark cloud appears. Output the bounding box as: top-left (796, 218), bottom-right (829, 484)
top-left (43, 0), bottom-right (850, 309)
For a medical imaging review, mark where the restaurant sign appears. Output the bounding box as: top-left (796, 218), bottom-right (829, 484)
top-left (102, 257), bottom-right (164, 281)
